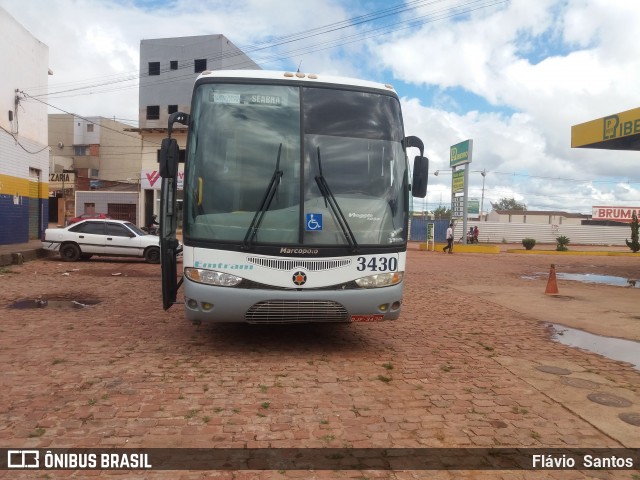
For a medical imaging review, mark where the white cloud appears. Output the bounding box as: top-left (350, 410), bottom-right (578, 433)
top-left (1, 0), bottom-right (639, 212)
top-left (377, 0), bottom-right (640, 212)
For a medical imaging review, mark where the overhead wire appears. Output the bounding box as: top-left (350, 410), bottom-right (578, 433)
top-left (20, 91), bottom-right (163, 148)
top-left (17, 0), bottom-right (522, 181)
top-left (30, 0), bottom-right (505, 102)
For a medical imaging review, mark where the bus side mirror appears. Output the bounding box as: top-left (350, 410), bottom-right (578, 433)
top-left (412, 155), bottom-right (428, 198)
top-left (159, 138), bottom-right (179, 179)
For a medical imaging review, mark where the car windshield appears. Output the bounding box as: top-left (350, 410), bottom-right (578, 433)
top-left (184, 82), bottom-right (407, 248)
top-left (125, 222), bottom-right (147, 236)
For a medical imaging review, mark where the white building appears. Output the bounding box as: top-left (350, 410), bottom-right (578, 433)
top-left (0, 7), bottom-right (50, 245)
top-left (486, 209), bottom-right (588, 226)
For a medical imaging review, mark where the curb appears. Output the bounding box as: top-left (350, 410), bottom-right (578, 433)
top-left (417, 243), bottom-right (639, 256)
top-left (0, 249), bottom-right (55, 267)
top-left (419, 243), bottom-right (501, 254)
top-left (505, 249), bottom-right (640, 257)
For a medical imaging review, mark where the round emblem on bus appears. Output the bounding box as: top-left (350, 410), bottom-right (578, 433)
top-left (292, 271), bottom-right (307, 286)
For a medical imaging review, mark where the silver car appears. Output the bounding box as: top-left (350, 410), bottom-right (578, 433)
top-left (42, 219), bottom-right (161, 263)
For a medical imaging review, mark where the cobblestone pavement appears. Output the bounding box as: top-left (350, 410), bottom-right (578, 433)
top-left (0, 250), bottom-right (638, 479)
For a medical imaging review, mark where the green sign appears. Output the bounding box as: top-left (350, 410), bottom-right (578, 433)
top-left (468, 198), bottom-right (480, 216)
top-left (450, 139), bottom-right (473, 167)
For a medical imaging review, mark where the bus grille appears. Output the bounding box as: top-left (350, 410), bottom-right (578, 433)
top-left (247, 257), bottom-right (351, 271)
top-left (245, 300), bottom-right (349, 324)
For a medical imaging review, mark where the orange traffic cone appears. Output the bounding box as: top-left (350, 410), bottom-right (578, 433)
top-left (545, 264), bottom-right (559, 295)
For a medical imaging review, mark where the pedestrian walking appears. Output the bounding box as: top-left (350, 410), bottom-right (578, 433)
top-left (443, 223), bottom-right (454, 254)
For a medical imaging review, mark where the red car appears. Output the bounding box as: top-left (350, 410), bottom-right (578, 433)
top-left (67, 213), bottom-right (111, 225)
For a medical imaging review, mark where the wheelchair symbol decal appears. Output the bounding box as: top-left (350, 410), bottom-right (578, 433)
top-left (306, 213), bottom-right (322, 231)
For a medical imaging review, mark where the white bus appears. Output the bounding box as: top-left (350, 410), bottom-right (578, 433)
top-left (159, 70), bottom-right (428, 324)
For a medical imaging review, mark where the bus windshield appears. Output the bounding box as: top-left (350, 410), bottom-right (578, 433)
top-left (184, 82), bottom-right (407, 248)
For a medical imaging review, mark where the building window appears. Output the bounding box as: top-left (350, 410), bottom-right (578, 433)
top-left (170, 60), bottom-right (178, 70)
top-left (90, 169), bottom-right (99, 178)
top-left (74, 146), bottom-right (87, 156)
top-left (148, 62), bottom-right (160, 76)
top-left (87, 124), bottom-right (94, 132)
top-left (194, 58), bottom-right (207, 73)
top-left (168, 105), bottom-right (178, 115)
top-left (146, 106), bottom-right (160, 120)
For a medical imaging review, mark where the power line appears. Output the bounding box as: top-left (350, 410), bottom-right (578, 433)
top-left (25, 0), bottom-right (505, 102)
top-left (20, 91), bottom-right (163, 148)
top-left (0, 125), bottom-right (50, 154)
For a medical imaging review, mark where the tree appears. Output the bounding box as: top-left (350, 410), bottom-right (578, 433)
top-left (491, 197), bottom-right (527, 211)
top-left (432, 205), bottom-right (451, 219)
top-left (626, 212), bottom-right (640, 253)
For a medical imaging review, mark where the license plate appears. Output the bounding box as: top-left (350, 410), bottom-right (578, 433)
top-left (351, 314), bottom-right (384, 322)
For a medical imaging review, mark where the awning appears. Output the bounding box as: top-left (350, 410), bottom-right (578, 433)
top-left (571, 107), bottom-right (640, 150)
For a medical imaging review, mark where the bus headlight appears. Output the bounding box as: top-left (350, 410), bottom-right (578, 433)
top-left (185, 268), bottom-right (243, 287)
top-left (355, 272), bottom-right (403, 288)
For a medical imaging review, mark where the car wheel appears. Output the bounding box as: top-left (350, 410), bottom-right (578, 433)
top-left (60, 243), bottom-right (81, 262)
top-left (144, 246), bottom-right (160, 264)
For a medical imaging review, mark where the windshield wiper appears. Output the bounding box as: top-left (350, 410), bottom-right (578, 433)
top-left (314, 147), bottom-right (359, 252)
top-left (242, 143), bottom-right (283, 249)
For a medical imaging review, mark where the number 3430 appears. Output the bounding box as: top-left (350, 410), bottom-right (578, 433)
top-left (356, 256), bottom-right (398, 272)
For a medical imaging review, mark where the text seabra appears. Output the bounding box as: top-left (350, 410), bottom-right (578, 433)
top-left (532, 454), bottom-right (634, 469)
top-left (44, 451), bottom-right (152, 469)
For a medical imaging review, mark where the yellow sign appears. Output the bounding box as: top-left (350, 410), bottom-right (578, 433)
top-left (452, 170), bottom-right (465, 193)
top-left (571, 107), bottom-right (640, 150)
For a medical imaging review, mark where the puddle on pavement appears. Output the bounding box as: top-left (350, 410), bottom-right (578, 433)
top-left (9, 298), bottom-right (101, 309)
top-left (557, 273), bottom-right (639, 287)
top-left (524, 273), bottom-right (640, 288)
top-left (548, 324), bottom-right (640, 371)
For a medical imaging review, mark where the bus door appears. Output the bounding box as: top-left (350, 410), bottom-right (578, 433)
top-left (159, 113), bottom-right (189, 310)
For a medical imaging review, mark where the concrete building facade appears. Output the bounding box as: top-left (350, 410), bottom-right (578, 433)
top-left (0, 7), bottom-right (50, 245)
top-left (139, 34), bottom-right (260, 130)
top-left (48, 114), bottom-right (143, 225)
top-left (135, 34), bottom-right (260, 228)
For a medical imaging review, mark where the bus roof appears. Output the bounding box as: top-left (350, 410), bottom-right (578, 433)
top-left (196, 70), bottom-right (397, 94)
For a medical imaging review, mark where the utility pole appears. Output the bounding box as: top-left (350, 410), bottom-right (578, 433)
top-left (480, 169), bottom-right (486, 221)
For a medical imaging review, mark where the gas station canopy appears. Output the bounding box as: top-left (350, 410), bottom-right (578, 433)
top-left (571, 107), bottom-right (640, 150)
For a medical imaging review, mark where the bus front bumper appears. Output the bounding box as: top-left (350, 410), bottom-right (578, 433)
top-left (182, 277), bottom-right (404, 324)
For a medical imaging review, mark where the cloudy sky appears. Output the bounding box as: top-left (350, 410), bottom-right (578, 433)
top-left (2, 0), bottom-right (639, 214)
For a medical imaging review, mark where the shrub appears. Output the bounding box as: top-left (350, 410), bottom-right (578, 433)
top-left (556, 235), bottom-right (570, 251)
top-left (522, 238), bottom-right (536, 250)
top-left (626, 212), bottom-right (640, 253)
